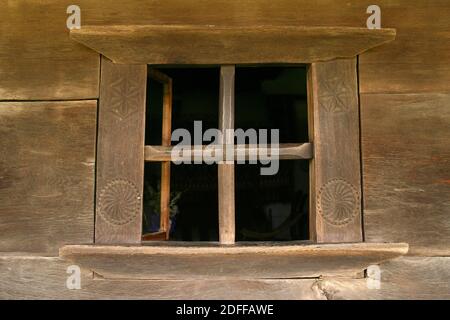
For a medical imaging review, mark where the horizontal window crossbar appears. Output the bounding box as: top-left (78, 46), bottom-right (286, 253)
top-left (144, 143), bottom-right (313, 162)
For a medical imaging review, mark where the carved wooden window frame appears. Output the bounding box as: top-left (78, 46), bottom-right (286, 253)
top-left (67, 24), bottom-right (396, 246)
top-left (94, 56), bottom-right (362, 245)
top-left (59, 25), bottom-right (411, 279)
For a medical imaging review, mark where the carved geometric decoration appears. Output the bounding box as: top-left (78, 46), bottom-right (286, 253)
top-left (317, 178), bottom-right (360, 226)
top-left (106, 76), bottom-right (142, 120)
top-left (98, 179), bottom-right (141, 226)
top-left (318, 69), bottom-right (355, 113)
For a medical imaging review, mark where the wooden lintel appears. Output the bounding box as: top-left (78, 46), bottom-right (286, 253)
top-left (71, 25), bottom-right (396, 65)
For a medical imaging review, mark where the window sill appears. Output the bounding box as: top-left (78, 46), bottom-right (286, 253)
top-left (59, 242), bottom-right (408, 280)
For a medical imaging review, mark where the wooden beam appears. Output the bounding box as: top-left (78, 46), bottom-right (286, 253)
top-left (59, 242), bottom-right (409, 280)
top-left (0, 255), bottom-right (324, 300)
top-left (71, 25), bottom-right (396, 65)
top-left (218, 66), bottom-right (235, 245)
top-left (0, 101), bottom-right (96, 255)
top-left (144, 143), bottom-right (313, 162)
top-left (361, 93), bottom-right (450, 256)
top-left (95, 57), bottom-right (147, 244)
top-left (308, 58), bottom-right (362, 243)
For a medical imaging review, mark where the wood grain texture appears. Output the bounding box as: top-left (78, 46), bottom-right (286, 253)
top-left (145, 144), bottom-right (313, 162)
top-left (0, 255), bottom-right (324, 300)
top-left (0, 0), bottom-right (99, 100)
top-left (0, 101), bottom-right (96, 255)
top-left (3, 254), bottom-right (448, 300)
top-left (358, 2), bottom-right (450, 93)
top-left (76, 0), bottom-right (448, 93)
top-left (319, 257), bottom-right (450, 300)
top-left (2, 0), bottom-right (448, 98)
top-left (71, 25), bottom-right (395, 65)
top-left (361, 94), bottom-right (450, 255)
top-left (308, 59), bottom-right (362, 243)
top-left (95, 57), bottom-right (146, 244)
top-left (59, 243), bottom-right (408, 280)
top-left (218, 66), bottom-right (236, 244)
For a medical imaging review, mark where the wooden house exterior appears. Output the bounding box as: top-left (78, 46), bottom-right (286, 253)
top-left (0, 0), bottom-right (449, 299)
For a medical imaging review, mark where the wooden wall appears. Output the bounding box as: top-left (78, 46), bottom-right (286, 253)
top-left (0, 0), bottom-right (448, 299)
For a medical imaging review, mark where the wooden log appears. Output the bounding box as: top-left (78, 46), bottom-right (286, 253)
top-left (361, 93), bottom-right (450, 256)
top-left (144, 143), bottom-right (313, 162)
top-left (3, 0), bottom-right (448, 99)
top-left (0, 255), bottom-right (323, 300)
top-left (5, 254), bottom-right (450, 300)
top-left (95, 57), bottom-right (147, 244)
top-left (319, 256), bottom-right (450, 300)
top-left (218, 66), bottom-right (236, 245)
top-left (71, 25), bottom-right (395, 65)
top-left (0, 0), bottom-right (99, 100)
top-left (0, 101), bottom-right (96, 255)
top-left (308, 58), bottom-right (362, 243)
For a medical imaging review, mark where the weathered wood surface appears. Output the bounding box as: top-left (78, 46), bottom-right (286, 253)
top-left (308, 59), bottom-right (362, 243)
top-left (0, 101), bottom-right (96, 255)
top-left (95, 57), bottom-right (147, 244)
top-left (0, 255), bottom-right (324, 300)
top-left (71, 25), bottom-right (395, 65)
top-left (359, 3), bottom-right (450, 93)
top-left (0, 1), bottom-right (99, 100)
top-left (361, 94), bottom-right (450, 256)
top-left (59, 243), bottom-right (408, 280)
top-left (2, 0), bottom-right (448, 99)
top-left (3, 254), bottom-right (448, 300)
top-left (145, 144), bottom-right (313, 162)
top-left (319, 257), bottom-right (450, 300)
top-left (218, 66), bottom-right (236, 245)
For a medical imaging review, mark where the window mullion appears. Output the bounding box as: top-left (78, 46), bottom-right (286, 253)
top-left (218, 65), bottom-right (236, 245)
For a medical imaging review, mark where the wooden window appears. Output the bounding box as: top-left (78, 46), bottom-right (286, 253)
top-left (95, 57), bottom-right (360, 245)
top-left (68, 25), bottom-right (397, 246)
top-left (61, 24), bottom-right (409, 278)
top-left (142, 66), bottom-right (312, 243)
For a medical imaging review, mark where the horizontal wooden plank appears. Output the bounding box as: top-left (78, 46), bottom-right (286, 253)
top-left (59, 242), bottom-right (408, 280)
top-left (2, 1), bottom-right (448, 98)
top-left (319, 257), bottom-right (450, 300)
top-left (2, 255), bottom-right (448, 299)
top-left (145, 143), bottom-right (313, 162)
top-left (71, 25), bottom-right (395, 64)
top-left (0, 1), bottom-right (99, 100)
top-left (76, 1), bottom-right (448, 32)
top-left (359, 30), bottom-right (450, 93)
top-left (0, 101), bottom-right (97, 255)
top-left (361, 94), bottom-right (450, 255)
top-left (75, 0), bottom-right (447, 93)
top-left (0, 255), bottom-right (324, 299)
top-left (357, 4), bottom-right (450, 93)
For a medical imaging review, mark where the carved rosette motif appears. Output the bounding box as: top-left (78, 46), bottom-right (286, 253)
top-left (106, 75), bottom-right (142, 120)
top-left (98, 179), bottom-right (141, 226)
top-left (318, 69), bottom-right (355, 113)
top-left (317, 178), bottom-right (360, 226)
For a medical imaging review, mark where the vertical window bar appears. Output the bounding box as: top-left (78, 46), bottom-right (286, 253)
top-left (218, 65), bottom-right (236, 244)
